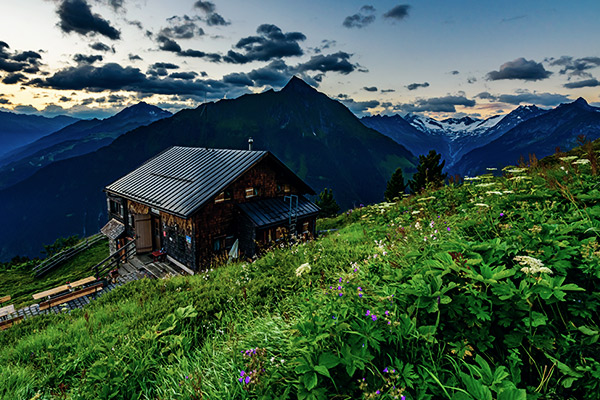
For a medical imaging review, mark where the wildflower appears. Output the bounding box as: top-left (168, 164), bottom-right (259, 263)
top-left (429, 221), bottom-right (434, 228)
top-left (411, 210), bottom-right (421, 215)
top-left (414, 221), bottom-right (421, 230)
top-left (366, 310), bottom-right (370, 316)
top-left (245, 376), bottom-right (251, 384)
top-left (573, 159), bottom-right (590, 165)
top-left (376, 390), bottom-right (381, 395)
top-left (514, 255), bottom-right (552, 275)
top-left (447, 227), bottom-right (451, 232)
top-left (295, 263), bottom-right (311, 277)
top-left (372, 315), bottom-right (377, 321)
top-left (359, 293), bottom-right (363, 298)
top-left (385, 310), bottom-right (389, 315)
top-left (559, 156), bottom-right (577, 162)
top-left (358, 287), bottom-right (362, 291)
top-left (383, 367), bottom-right (388, 373)
top-left (500, 212), bottom-right (504, 217)
top-left (339, 292), bottom-right (343, 297)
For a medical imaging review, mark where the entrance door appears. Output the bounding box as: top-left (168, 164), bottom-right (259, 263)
top-left (135, 214), bottom-right (152, 253)
top-left (153, 215), bottom-right (162, 250)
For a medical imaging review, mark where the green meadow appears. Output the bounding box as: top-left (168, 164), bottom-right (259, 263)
top-left (1, 149), bottom-right (599, 400)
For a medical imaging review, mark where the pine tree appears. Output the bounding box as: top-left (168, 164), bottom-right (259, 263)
top-left (384, 167), bottom-right (406, 201)
top-left (315, 188), bottom-right (340, 217)
top-left (409, 150), bottom-right (447, 194)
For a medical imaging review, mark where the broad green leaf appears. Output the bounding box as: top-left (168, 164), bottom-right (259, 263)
top-left (497, 388), bottom-right (527, 400)
top-left (318, 352), bottom-right (340, 368)
top-left (303, 372), bottom-right (318, 391)
top-left (314, 365), bottom-right (331, 379)
top-left (578, 325), bottom-right (599, 336)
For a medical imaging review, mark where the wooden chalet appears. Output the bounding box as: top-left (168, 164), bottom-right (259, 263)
top-left (101, 146), bottom-right (319, 272)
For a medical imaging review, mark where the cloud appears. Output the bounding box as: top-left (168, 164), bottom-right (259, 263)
top-left (157, 35), bottom-right (182, 52)
top-left (169, 72), bottom-right (198, 80)
top-left (296, 51), bottom-right (357, 74)
top-left (2, 73), bottom-right (28, 84)
top-left (338, 97), bottom-right (380, 116)
top-left (129, 54), bottom-right (142, 61)
top-left (0, 98), bottom-right (12, 104)
top-left (363, 86), bottom-right (377, 92)
top-left (343, 5), bottom-right (376, 28)
top-left (450, 70), bottom-right (459, 75)
top-left (0, 42), bottom-right (42, 73)
top-left (223, 72), bottom-right (254, 86)
top-left (563, 78), bottom-right (600, 89)
top-left (156, 35), bottom-right (222, 61)
top-left (406, 82), bottom-right (429, 90)
top-left (477, 90), bottom-right (571, 106)
top-left (89, 41), bottom-right (113, 52)
top-left (73, 53), bottom-right (103, 64)
top-left (486, 57), bottom-right (551, 81)
top-left (194, 1), bottom-right (230, 26)
top-left (28, 62), bottom-right (245, 99)
top-left (151, 62), bottom-right (179, 70)
top-left (383, 4), bottom-right (410, 21)
top-left (547, 56), bottom-right (600, 78)
top-left (161, 15), bottom-right (204, 39)
top-left (248, 60), bottom-right (291, 87)
top-left (398, 95), bottom-right (476, 113)
top-left (56, 0), bottom-right (121, 40)
top-left (311, 39), bottom-right (336, 54)
top-left (223, 24), bottom-right (305, 64)
top-left (127, 20), bottom-right (143, 30)
top-left (381, 89), bottom-right (395, 93)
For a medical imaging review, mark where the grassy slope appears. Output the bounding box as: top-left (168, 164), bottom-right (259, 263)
top-left (1, 154), bottom-right (599, 399)
top-left (0, 239), bottom-right (108, 309)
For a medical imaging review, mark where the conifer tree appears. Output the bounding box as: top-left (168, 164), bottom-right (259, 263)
top-left (315, 188), bottom-right (340, 217)
top-left (409, 150), bottom-right (447, 194)
top-left (384, 167), bottom-right (406, 201)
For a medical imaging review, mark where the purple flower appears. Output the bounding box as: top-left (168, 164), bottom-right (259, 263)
top-left (240, 370), bottom-right (245, 376)
top-left (245, 376), bottom-right (251, 384)
top-left (339, 277), bottom-right (342, 283)
top-left (366, 309), bottom-right (370, 316)
top-left (447, 227), bottom-right (451, 232)
top-left (401, 396), bottom-right (405, 400)
top-left (385, 310), bottom-right (389, 315)
top-left (337, 285), bottom-right (342, 290)
top-left (372, 315), bottom-right (377, 321)
top-left (383, 367), bottom-right (388, 373)
top-left (376, 390), bottom-right (381, 395)
top-left (238, 377), bottom-right (243, 383)
top-left (339, 292), bottom-right (343, 297)
top-left (387, 321), bottom-right (391, 325)
top-left (500, 212), bottom-right (504, 217)
top-left (358, 287), bottom-right (362, 291)
top-left (359, 293), bottom-right (363, 298)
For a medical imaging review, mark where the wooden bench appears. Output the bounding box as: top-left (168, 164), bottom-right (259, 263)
top-left (0, 304), bottom-right (15, 318)
top-left (0, 295), bottom-right (10, 304)
top-left (32, 276), bottom-right (98, 300)
top-left (38, 281), bottom-right (104, 311)
top-left (0, 315), bottom-right (23, 331)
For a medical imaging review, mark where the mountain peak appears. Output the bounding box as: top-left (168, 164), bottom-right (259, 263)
top-left (574, 97), bottom-right (589, 106)
top-left (281, 76), bottom-right (317, 95)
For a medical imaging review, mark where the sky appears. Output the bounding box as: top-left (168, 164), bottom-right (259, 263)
top-left (0, 0), bottom-right (599, 120)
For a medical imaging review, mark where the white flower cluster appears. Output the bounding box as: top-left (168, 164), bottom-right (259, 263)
top-left (559, 156), bottom-right (578, 162)
top-left (295, 262), bottom-right (311, 277)
top-left (514, 255), bottom-right (552, 275)
top-left (572, 158), bottom-right (591, 165)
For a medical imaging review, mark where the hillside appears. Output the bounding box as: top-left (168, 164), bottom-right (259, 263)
top-left (0, 102), bottom-right (172, 190)
top-left (0, 110), bottom-right (78, 158)
top-left (0, 77), bottom-right (415, 260)
top-left (1, 145), bottom-right (598, 399)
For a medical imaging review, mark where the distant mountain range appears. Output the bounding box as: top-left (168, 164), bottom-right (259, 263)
top-left (0, 102), bottom-right (172, 190)
top-left (0, 111), bottom-right (78, 158)
top-left (0, 77), bottom-right (415, 260)
top-left (362, 98), bottom-right (600, 175)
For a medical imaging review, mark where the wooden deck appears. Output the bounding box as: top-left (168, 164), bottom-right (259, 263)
top-left (117, 254), bottom-right (188, 280)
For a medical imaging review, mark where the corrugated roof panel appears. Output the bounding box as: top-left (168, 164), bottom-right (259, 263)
top-left (238, 196), bottom-right (320, 228)
top-left (105, 147), bottom-right (268, 217)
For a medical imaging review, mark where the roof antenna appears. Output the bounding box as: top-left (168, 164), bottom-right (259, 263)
top-left (248, 137), bottom-right (253, 151)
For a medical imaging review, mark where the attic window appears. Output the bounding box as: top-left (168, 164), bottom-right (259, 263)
top-left (245, 187), bottom-right (259, 198)
top-left (214, 190), bottom-right (232, 203)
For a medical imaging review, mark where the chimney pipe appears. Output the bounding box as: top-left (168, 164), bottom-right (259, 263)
top-left (248, 137), bottom-right (253, 151)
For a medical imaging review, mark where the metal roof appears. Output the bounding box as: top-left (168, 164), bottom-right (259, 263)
top-left (100, 218), bottom-right (125, 239)
top-left (238, 196), bottom-right (319, 228)
top-left (104, 146), bottom-right (314, 218)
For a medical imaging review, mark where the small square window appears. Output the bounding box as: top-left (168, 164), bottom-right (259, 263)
top-left (245, 187), bottom-right (257, 198)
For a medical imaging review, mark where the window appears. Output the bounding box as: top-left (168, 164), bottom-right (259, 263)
top-left (213, 236), bottom-right (225, 252)
top-left (109, 199), bottom-right (122, 216)
top-left (302, 221), bottom-right (310, 233)
top-left (245, 187), bottom-right (259, 198)
top-left (214, 190), bottom-right (232, 203)
top-left (284, 184), bottom-right (291, 194)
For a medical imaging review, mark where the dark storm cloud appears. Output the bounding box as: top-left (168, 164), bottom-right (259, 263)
top-left (56, 0), bottom-right (121, 40)
top-left (363, 86), bottom-right (377, 92)
top-left (28, 62), bottom-right (235, 98)
top-left (563, 78), bottom-right (600, 89)
top-left (89, 42), bottom-right (113, 52)
top-left (343, 5), bottom-right (376, 29)
top-left (406, 82), bottom-right (429, 90)
top-left (73, 53), bottom-right (103, 64)
top-left (156, 35), bottom-right (222, 61)
top-left (223, 72), bottom-right (254, 86)
top-left (2, 73), bottom-right (28, 84)
top-left (247, 60), bottom-right (291, 87)
top-left (223, 24), bottom-right (305, 64)
top-left (151, 62), bottom-right (179, 70)
top-left (339, 97), bottom-right (380, 115)
top-left (398, 95), bottom-right (475, 113)
top-left (194, 1), bottom-right (230, 26)
top-left (0, 98), bottom-right (12, 104)
top-left (476, 90), bottom-right (570, 106)
top-left (0, 42), bottom-right (42, 73)
top-left (161, 15), bottom-right (204, 39)
top-left (486, 58), bottom-right (551, 81)
top-left (129, 54), bottom-right (142, 61)
top-left (547, 56), bottom-right (600, 78)
top-left (194, 1), bottom-right (216, 14)
top-left (169, 72), bottom-right (198, 80)
top-left (296, 51), bottom-right (357, 74)
top-left (383, 4), bottom-right (410, 21)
